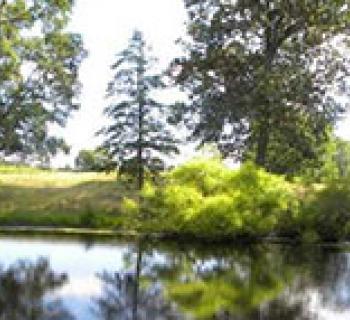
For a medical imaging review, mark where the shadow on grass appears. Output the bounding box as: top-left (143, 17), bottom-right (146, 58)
top-left (0, 180), bottom-right (137, 228)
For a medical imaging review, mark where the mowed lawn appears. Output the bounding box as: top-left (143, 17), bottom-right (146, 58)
top-left (0, 165), bottom-right (130, 228)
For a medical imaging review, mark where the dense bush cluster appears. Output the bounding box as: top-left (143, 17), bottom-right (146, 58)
top-left (122, 159), bottom-right (299, 239)
top-left (299, 180), bottom-right (350, 241)
top-left (120, 158), bottom-right (350, 241)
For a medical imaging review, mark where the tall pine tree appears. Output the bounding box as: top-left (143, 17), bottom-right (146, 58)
top-left (99, 31), bottom-right (178, 189)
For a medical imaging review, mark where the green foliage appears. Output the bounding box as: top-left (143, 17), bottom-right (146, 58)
top-left (80, 210), bottom-right (99, 228)
top-left (118, 156), bottom-right (165, 183)
top-left (124, 159), bottom-right (299, 238)
top-left (174, 0), bottom-right (350, 172)
top-left (295, 136), bottom-right (350, 240)
top-left (301, 137), bottom-right (350, 183)
top-left (120, 197), bottom-right (139, 224)
top-left (168, 158), bottom-right (230, 194)
top-left (99, 30), bottom-right (178, 189)
top-left (3, 159), bottom-right (350, 242)
top-left (302, 179), bottom-right (350, 241)
top-left (75, 149), bottom-right (114, 172)
top-left (245, 117), bottom-right (329, 176)
top-left (0, 0), bottom-right (86, 160)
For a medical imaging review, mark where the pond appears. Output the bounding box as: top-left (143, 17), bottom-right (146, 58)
top-left (0, 236), bottom-right (349, 319)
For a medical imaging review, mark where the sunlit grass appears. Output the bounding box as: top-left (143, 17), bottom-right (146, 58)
top-left (0, 164), bottom-right (131, 228)
top-left (0, 165), bottom-right (114, 187)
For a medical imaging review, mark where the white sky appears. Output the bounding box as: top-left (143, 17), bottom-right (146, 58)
top-left (52, 0), bottom-right (350, 167)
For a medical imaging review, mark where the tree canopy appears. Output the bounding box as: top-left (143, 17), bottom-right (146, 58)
top-left (0, 0), bottom-right (86, 160)
top-left (75, 148), bottom-right (114, 172)
top-left (173, 0), bottom-right (350, 172)
top-left (99, 30), bottom-right (179, 188)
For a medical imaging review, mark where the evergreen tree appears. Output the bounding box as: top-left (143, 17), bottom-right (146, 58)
top-left (99, 31), bottom-right (179, 189)
top-left (173, 0), bottom-right (350, 173)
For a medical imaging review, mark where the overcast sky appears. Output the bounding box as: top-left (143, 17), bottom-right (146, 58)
top-left (52, 0), bottom-right (350, 167)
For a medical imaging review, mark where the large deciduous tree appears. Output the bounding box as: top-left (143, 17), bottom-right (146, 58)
top-left (174, 0), bottom-right (350, 173)
top-left (0, 0), bottom-right (85, 160)
top-left (99, 31), bottom-right (179, 189)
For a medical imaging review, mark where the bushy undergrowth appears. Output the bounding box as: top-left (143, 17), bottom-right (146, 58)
top-left (122, 159), bottom-right (350, 241)
top-left (2, 160), bottom-right (350, 241)
top-left (300, 179), bottom-right (350, 241)
top-left (0, 211), bottom-right (122, 229)
top-left (122, 159), bottom-right (299, 239)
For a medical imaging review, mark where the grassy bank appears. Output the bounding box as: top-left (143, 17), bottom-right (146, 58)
top-left (1, 161), bottom-right (350, 243)
top-left (0, 165), bottom-right (128, 228)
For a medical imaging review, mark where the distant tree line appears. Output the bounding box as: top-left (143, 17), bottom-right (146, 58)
top-left (74, 149), bottom-right (113, 172)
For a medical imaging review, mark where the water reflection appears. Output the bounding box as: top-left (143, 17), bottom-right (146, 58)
top-left (92, 243), bottom-right (350, 320)
top-left (0, 257), bottom-right (74, 320)
top-left (1, 237), bottom-right (350, 319)
top-left (93, 245), bottom-right (183, 320)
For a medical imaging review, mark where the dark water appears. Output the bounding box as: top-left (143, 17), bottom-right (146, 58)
top-left (0, 236), bottom-right (349, 319)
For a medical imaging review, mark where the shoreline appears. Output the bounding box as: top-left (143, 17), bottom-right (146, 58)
top-left (0, 226), bottom-right (335, 245)
top-left (0, 226), bottom-right (138, 238)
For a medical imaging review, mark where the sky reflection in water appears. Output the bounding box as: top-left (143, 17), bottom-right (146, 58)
top-left (0, 236), bottom-right (349, 319)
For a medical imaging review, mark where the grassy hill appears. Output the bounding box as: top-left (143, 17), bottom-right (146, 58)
top-left (0, 165), bottom-right (129, 228)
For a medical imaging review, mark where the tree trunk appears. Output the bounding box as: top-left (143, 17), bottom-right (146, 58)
top-left (132, 244), bottom-right (142, 320)
top-left (255, 122), bottom-right (269, 168)
top-left (254, 18), bottom-right (276, 169)
top-left (137, 133), bottom-right (144, 191)
top-left (137, 68), bottom-right (144, 191)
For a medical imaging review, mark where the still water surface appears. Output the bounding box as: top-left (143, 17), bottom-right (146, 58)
top-left (0, 235), bottom-right (349, 319)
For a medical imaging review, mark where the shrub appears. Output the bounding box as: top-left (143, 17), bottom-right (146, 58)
top-left (168, 158), bottom-right (231, 195)
top-left (230, 163), bottom-right (299, 235)
top-left (79, 211), bottom-right (99, 228)
top-left (302, 179), bottom-right (350, 241)
top-left (130, 159), bottom-right (299, 238)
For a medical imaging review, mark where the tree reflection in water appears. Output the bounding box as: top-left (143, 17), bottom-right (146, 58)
top-left (159, 245), bottom-right (312, 320)
top-left (92, 244), bottom-right (308, 320)
top-left (0, 257), bottom-right (74, 320)
top-left (93, 243), bottom-right (350, 320)
top-left (0, 242), bottom-right (349, 319)
top-left (93, 244), bottom-right (183, 320)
